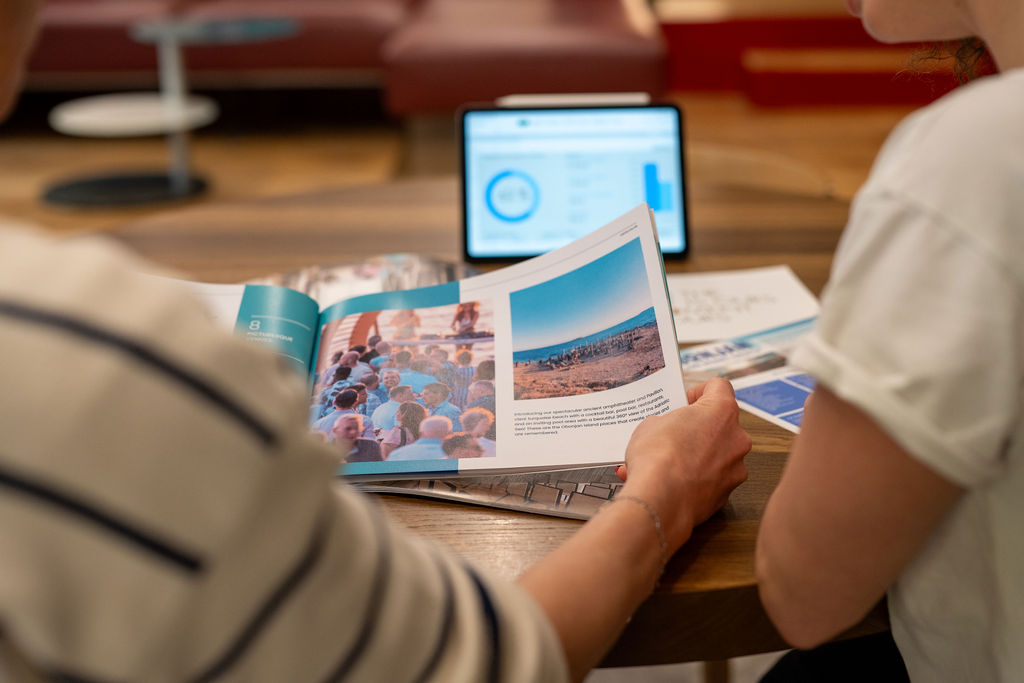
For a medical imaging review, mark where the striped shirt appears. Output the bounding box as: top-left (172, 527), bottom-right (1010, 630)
top-left (0, 227), bottom-right (567, 683)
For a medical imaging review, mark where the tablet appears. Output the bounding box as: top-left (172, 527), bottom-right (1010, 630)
top-left (460, 102), bottom-right (689, 263)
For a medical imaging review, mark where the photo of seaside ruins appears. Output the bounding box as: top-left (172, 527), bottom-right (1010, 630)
top-left (510, 238), bottom-right (666, 401)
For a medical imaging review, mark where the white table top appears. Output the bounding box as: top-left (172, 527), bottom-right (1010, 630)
top-left (49, 92), bottom-right (219, 137)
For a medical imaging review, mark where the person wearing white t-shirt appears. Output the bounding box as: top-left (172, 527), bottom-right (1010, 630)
top-left (642, 2), bottom-right (1022, 681)
top-left (668, 2), bottom-right (1018, 681)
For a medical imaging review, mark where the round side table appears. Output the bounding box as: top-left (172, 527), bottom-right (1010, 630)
top-left (44, 16), bottom-right (298, 207)
top-left (46, 92), bottom-right (219, 206)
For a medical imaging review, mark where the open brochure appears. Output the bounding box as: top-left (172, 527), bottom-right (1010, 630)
top-left (365, 273), bottom-right (822, 518)
top-left (181, 204), bottom-right (687, 480)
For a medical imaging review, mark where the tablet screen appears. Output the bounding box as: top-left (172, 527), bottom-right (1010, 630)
top-left (460, 104), bottom-right (688, 262)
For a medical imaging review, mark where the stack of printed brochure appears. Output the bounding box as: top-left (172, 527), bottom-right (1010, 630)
top-left (667, 264), bottom-right (820, 434)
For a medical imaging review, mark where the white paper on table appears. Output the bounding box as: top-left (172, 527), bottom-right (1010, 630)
top-left (179, 281), bottom-right (247, 330)
top-left (666, 265), bottom-right (820, 343)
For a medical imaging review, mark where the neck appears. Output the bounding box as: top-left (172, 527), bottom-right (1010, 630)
top-left (973, 0), bottom-right (1024, 70)
top-left (988, 39), bottom-right (1024, 71)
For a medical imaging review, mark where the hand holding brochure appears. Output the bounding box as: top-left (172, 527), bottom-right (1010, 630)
top-left (179, 204), bottom-right (687, 479)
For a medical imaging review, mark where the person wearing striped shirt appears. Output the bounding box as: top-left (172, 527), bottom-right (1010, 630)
top-left (0, 4), bottom-right (751, 682)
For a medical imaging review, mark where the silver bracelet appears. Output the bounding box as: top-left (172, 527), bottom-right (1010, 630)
top-left (612, 494), bottom-right (669, 572)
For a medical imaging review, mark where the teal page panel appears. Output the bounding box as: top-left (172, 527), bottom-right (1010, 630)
top-left (235, 285), bottom-right (320, 374)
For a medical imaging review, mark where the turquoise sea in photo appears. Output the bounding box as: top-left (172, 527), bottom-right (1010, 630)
top-left (513, 307), bottom-right (657, 363)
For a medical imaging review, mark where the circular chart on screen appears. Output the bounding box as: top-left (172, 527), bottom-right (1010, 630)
top-left (485, 170), bottom-right (539, 222)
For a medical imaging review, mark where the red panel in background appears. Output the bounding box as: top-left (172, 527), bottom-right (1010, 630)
top-left (661, 17), bottom-right (877, 91)
top-left (661, 16), bottom-right (957, 105)
top-left (744, 71), bottom-right (959, 106)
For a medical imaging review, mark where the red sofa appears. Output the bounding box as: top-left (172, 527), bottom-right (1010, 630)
top-left (383, 0), bottom-right (667, 115)
top-left (27, 0), bottom-right (415, 89)
top-left (26, 0), bottom-right (667, 115)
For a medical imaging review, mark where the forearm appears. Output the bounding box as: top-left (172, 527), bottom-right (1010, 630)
top-left (755, 387), bottom-right (962, 648)
top-left (756, 501), bottom-right (875, 649)
top-left (519, 378), bottom-right (750, 681)
top-left (517, 494), bottom-right (688, 683)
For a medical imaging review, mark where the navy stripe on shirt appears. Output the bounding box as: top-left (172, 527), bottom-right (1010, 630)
top-left (410, 550), bottom-right (456, 683)
top-left (0, 462), bottom-right (203, 572)
top-left (188, 506), bottom-right (334, 683)
top-left (0, 299), bottom-right (277, 448)
top-left (321, 512), bottom-right (393, 683)
top-left (466, 566), bottom-right (501, 683)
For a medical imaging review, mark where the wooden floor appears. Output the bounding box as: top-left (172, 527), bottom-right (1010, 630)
top-left (0, 88), bottom-right (914, 237)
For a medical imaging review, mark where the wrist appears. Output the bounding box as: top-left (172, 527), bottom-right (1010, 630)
top-left (611, 494), bottom-right (669, 570)
top-left (619, 478), bottom-right (696, 552)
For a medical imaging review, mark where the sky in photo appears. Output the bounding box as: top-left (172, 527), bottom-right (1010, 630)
top-left (510, 238), bottom-right (653, 351)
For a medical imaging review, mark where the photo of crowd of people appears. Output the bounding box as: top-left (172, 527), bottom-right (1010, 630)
top-left (510, 239), bottom-right (667, 400)
top-left (309, 300), bottom-right (498, 464)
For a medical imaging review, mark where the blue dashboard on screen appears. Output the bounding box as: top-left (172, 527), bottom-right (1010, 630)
top-left (460, 104), bottom-right (689, 262)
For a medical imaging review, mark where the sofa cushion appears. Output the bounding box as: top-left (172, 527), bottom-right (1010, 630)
top-left (383, 0), bottom-right (667, 115)
top-left (28, 0), bottom-right (412, 83)
top-left (30, 1), bottom-right (169, 73)
top-left (180, 1), bottom-right (410, 71)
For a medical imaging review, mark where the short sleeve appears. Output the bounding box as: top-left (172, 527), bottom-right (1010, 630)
top-left (792, 189), bottom-right (1023, 486)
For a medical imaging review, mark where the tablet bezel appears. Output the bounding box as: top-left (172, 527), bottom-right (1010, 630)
top-left (458, 101), bottom-right (690, 264)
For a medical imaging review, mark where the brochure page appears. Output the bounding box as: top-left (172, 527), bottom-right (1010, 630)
top-left (666, 265), bottom-right (820, 343)
top-left (309, 204), bottom-right (686, 479)
top-left (181, 281), bottom-right (320, 375)
top-left (731, 367), bottom-right (816, 432)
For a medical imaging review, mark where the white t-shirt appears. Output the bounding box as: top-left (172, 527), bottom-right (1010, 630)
top-left (792, 67), bottom-right (1024, 681)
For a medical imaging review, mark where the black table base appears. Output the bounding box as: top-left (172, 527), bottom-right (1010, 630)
top-left (44, 172), bottom-right (208, 207)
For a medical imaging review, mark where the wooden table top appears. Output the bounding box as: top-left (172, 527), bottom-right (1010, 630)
top-left (109, 176), bottom-right (887, 666)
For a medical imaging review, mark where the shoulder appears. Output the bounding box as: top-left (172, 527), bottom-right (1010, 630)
top-left (850, 69), bottom-right (1024, 271)
top-left (387, 444), bottom-right (415, 459)
top-left (380, 426), bottom-right (403, 445)
top-left (355, 439), bottom-right (382, 458)
top-left (313, 413), bottom-right (335, 429)
top-left (0, 227), bottom-right (336, 565)
top-left (0, 229), bottom-right (308, 421)
top-left (868, 69), bottom-right (1024, 198)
